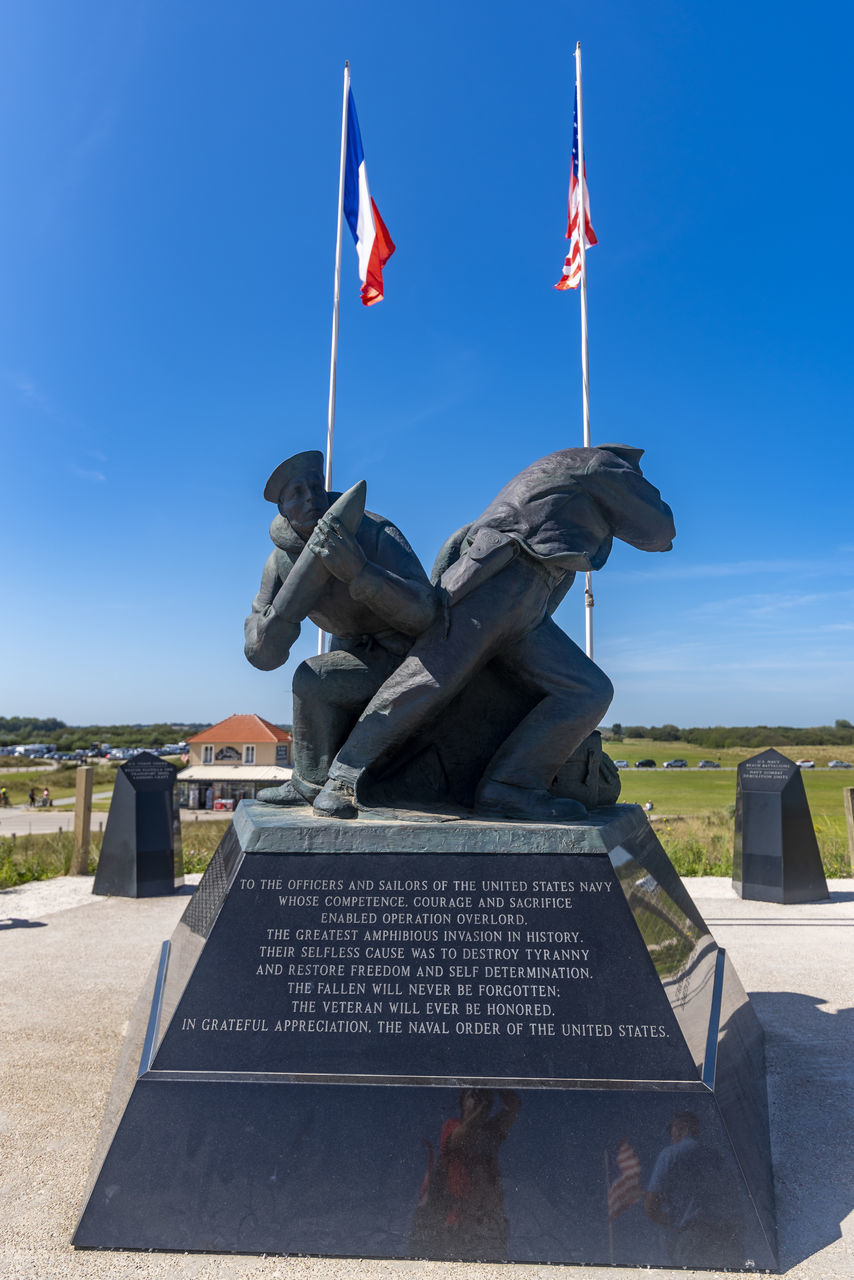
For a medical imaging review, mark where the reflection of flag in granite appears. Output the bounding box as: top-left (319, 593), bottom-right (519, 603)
top-left (607, 1141), bottom-right (643, 1220)
top-left (417, 1138), bottom-right (435, 1206)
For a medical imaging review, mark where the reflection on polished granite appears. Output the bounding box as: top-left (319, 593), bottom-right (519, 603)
top-left (74, 804), bottom-right (777, 1270)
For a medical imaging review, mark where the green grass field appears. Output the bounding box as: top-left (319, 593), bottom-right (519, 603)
top-left (607, 737), bottom-right (854, 769)
top-left (612, 739), bottom-right (852, 830)
top-left (610, 739), bottom-right (852, 877)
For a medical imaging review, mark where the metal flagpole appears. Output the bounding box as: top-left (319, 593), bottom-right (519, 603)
top-left (575, 41), bottom-right (595, 660)
top-left (605, 1148), bottom-right (615, 1263)
top-left (318, 61), bottom-right (350, 656)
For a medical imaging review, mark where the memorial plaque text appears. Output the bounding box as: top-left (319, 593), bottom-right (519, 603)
top-left (155, 853), bottom-right (697, 1082)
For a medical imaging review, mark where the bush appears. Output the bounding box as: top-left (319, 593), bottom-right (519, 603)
top-left (0, 819), bottom-right (236, 888)
top-left (0, 830), bottom-right (102, 887)
top-left (655, 814), bottom-right (733, 877)
top-left (180, 820), bottom-right (231, 873)
top-left (653, 811), bottom-right (850, 879)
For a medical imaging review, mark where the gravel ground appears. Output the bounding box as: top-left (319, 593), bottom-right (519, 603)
top-left (2, 874), bottom-right (852, 1280)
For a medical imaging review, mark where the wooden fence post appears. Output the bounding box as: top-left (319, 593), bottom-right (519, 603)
top-left (70, 766), bottom-right (94, 875)
top-left (844, 787), bottom-right (854, 874)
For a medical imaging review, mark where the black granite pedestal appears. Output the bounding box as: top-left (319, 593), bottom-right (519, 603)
top-left (75, 803), bottom-right (777, 1270)
top-left (93, 752), bottom-right (184, 898)
top-left (733, 749), bottom-right (829, 904)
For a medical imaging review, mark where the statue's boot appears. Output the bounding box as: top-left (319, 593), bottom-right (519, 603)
top-left (256, 774), bottom-right (319, 806)
top-left (475, 779), bottom-right (587, 824)
top-left (312, 777), bottom-right (358, 820)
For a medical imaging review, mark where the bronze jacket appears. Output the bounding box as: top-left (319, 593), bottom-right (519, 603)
top-left (470, 446), bottom-right (675, 573)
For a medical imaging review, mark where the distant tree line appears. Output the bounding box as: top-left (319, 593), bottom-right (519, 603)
top-left (0, 717), bottom-right (294, 751)
top-left (607, 720), bottom-right (854, 747)
top-left (0, 718), bottom-right (211, 751)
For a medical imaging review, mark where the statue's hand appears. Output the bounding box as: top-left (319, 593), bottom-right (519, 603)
top-left (307, 513), bottom-right (367, 583)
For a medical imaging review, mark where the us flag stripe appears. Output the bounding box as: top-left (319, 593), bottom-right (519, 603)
top-left (555, 87), bottom-right (597, 291)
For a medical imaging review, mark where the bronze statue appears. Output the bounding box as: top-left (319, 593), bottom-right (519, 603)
top-left (246, 445), bottom-right (674, 823)
top-left (244, 450), bottom-right (439, 811)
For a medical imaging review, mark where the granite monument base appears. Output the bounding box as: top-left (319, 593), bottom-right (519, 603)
top-left (74, 803), bottom-right (777, 1270)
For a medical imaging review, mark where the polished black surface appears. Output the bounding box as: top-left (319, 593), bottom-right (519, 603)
top-left (75, 1080), bottom-right (774, 1268)
top-left (75, 813), bottom-right (777, 1268)
top-left (733, 749), bottom-right (829, 903)
top-left (93, 752), bottom-right (183, 898)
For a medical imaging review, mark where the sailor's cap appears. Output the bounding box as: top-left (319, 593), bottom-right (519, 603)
top-left (263, 451), bottom-right (324, 503)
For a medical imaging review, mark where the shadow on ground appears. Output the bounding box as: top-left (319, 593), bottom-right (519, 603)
top-left (750, 989), bottom-right (854, 1269)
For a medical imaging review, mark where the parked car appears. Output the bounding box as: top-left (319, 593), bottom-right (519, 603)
top-left (635, 758), bottom-right (657, 768)
top-left (828, 760), bottom-right (852, 768)
top-left (663, 759), bottom-right (687, 768)
top-left (613, 760), bottom-right (629, 769)
top-left (697, 760), bottom-right (721, 768)
top-left (795, 759), bottom-right (814, 768)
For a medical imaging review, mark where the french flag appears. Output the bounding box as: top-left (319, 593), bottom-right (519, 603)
top-left (343, 87), bottom-right (395, 306)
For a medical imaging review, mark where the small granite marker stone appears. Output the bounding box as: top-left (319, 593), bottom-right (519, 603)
top-left (92, 752), bottom-right (184, 898)
top-left (733, 748), bottom-right (829, 903)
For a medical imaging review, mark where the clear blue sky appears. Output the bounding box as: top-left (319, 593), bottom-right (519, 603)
top-left (2, 0), bottom-right (852, 729)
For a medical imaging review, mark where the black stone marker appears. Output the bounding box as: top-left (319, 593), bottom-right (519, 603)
top-left (74, 805), bottom-right (777, 1269)
top-left (733, 748), bottom-right (829, 904)
top-left (92, 752), bottom-right (184, 898)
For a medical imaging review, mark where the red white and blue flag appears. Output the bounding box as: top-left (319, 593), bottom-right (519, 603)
top-left (555, 88), bottom-right (597, 290)
top-left (344, 87), bottom-right (395, 306)
top-left (606, 1141), bottom-right (643, 1221)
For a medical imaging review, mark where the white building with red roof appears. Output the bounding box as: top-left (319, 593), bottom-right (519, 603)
top-left (175, 714), bottom-right (292, 811)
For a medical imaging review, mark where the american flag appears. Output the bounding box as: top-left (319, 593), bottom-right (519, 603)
top-left (606, 1140), bottom-right (643, 1221)
top-left (555, 87), bottom-right (597, 290)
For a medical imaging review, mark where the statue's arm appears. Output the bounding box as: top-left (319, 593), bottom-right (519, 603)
top-left (430, 524), bottom-right (472, 584)
top-left (243, 551), bottom-right (301, 671)
top-left (347, 523), bottom-right (439, 636)
top-left (585, 467), bottom-right (675, 551)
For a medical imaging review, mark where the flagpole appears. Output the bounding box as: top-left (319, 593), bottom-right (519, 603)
top-left (605, 1148), bottom-right (615, 1263)
top-left (318, 61), bottom-right (350, 656)
top-left (574, 41), bottom-right (595, 661)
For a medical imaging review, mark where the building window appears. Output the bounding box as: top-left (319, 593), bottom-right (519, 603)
top-left (202, 744), bottom-right (213, 764)
top-left (244, 745), bottom-right (255, 765)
